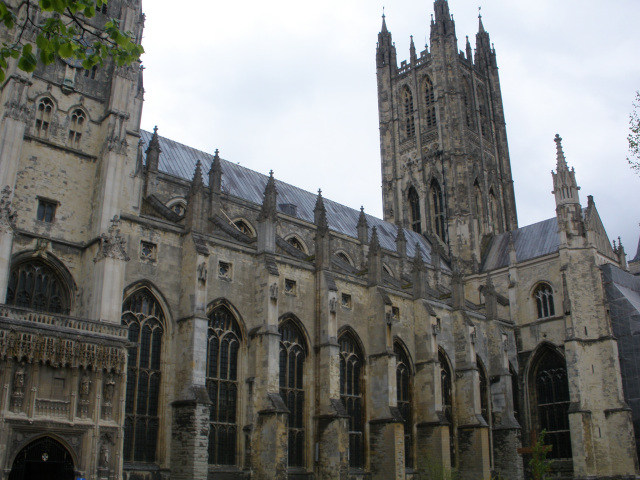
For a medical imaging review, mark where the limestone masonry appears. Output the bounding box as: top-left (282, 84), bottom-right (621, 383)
top-left (1, 1), bottom-right (640, 479)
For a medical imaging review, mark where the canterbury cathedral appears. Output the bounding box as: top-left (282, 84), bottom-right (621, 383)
top-left (2, 0), bottom-right (640, 479)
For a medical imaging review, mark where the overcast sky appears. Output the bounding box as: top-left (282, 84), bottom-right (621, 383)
top-left (139, 0), bottom-right (640, 260)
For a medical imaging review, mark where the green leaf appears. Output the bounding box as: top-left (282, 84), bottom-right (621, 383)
top-left (59, 41), bottom-right (73, 57)
top-left (18, 51), bottom-right (37, 72)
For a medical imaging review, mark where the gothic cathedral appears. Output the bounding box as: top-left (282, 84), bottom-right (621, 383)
top-left (0, 1), bottom-right (639, 480)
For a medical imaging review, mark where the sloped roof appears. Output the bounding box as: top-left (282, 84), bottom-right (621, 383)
top-left (140, 130), bottom-right (444, 268)
top-left (482, 217), bottom-right (560, 271)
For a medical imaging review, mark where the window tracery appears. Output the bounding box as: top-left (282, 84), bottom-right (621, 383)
top-left (233, 220), bottom-right (254, 238)
top-left (339, 332), bottom-right (365, 469)
top-left (68, 109), bottom-right (86, 148)
top-left (534, 284), bottom-right (555, 319)
top-left (207, 305), bottom-right (242, 465)
top-left (440, 350), bottom-right (455, 465)
top-left (279, 319), bottom-right (307, 467)
top-left (122, 288), bottom-right (165, 463)
top-left (532, 349), bottom-right (572, 459)
top-left (395, 342), bottom-right (413, 469)
top-left (6, 260), bottom-right (70, 314)
top-left (408, 186), bottom-right (421, 234)
top-left (403, 88), bottom-right (415, 138)
top-left (35, 98), bottom-right (54, 138)
top-left (424, 76), bottom-right (437, 129)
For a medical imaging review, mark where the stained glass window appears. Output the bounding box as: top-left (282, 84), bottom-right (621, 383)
top-left (279, 320), bottom-right (307, 468)
top-left (440, 351), bottom-right (455, 465)
top-left (122, 289), bottom-right (164, 463)
top-left (6, 260), bottom-right (70, 314)
top-left (395, 343), bottom-right (413, 469)
top-left (408, 187), bottom-right (421, 234)
top-left (207, 306), bottom-right (241, 465)
top-left (340, 332), bottom-right (365, 469)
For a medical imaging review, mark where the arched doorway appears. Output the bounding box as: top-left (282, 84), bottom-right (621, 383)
top-left (9, 436), bottom-right (75, 480)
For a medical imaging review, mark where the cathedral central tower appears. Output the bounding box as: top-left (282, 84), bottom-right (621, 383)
top-left (376, 0), bottom-right (517, 268)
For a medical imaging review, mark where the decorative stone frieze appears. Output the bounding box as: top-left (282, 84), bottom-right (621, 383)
top-left (95, 215), bottom-right (130, 262)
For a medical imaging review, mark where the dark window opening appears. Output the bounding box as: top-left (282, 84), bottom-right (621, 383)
top-left (122, 289), bottom-right (164, 463)
top-left (408, 187), bottom-right (421, 233)
top-left (207, 306), bottom-right (241, 465)
top-left (440, 351), bottom-right (455, 466)
top-left (431, 180), bottom-right (446, 242)
top-left (535, 284), bottom-right (555, 319)
top-left (395, 343), bottom-right (413, 469)
top-left (37, 199), bottom-right (57, 223)
top-left (340, 333), bottom-right (365, 469)
top-left (424, 77), bottom-right (437, 129)
top-left (6, 260), bottom-right (70, 314)
top-left (279, 320), bottom-right (307, 468)
top-left (404, 89), bottom-right (415, 138)
top-left (35, 98), bottom-right (53, 138)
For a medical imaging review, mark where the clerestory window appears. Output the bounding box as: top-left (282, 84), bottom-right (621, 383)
top-left (534, 284), bottom-right (555, 319)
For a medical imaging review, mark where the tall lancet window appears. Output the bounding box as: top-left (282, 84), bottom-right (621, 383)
top-left (477, 85), bottom-right (490, 139)
top-left (207, 305), bottom-right (242, 466)
top-left (533, 349), bottom-right (572, 459)
top-left (408, 186), bottom-right (421, 234)
top-left (68, 109), bottom-right (86, 148)
top-left (424, 76), bottom-right (437, 129)
top-left (395, 342), bottom-right (413, 469)
top-left (534, 284), bottom-right (555, 319)
top-left (339, 332), bottom-right (365, 469)
top-left (463, 78), bottom-right (474, 128)
top-left (122, 288), bottom-right (165, 463)
top-left (440, 350), bottom-right (455, 466)
top-left (35, 97), bottom-right (54, 138)
top-left (404, 88), bottom-right (415, 138)
top-left (430, 180), bottom-right (446, 242)
top-left (279, 319), bottom-right (307, 468)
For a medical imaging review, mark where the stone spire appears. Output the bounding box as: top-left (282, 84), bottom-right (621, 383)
top-left (185, 160), bottom-right (205, 232)
top-left (431, 0), bottom-right (455, 39)
top-left (258, 170), bottom-right (278, 222)
top-left (208, 148), bottom-right (222, 193)
top-left (314, 189), bottom-right (329, 237)
top-left (395, 224), bottom-right (407, 258)
top-left (357, 206), bottom-right (368, 244)
top-left (192, 160), bottom-right (204, 190)
top-left (145, 125), bottom-right (161, 172)
top-left (409, 35), bottom-right (417, 63)
top-left (474, 7), bottom-right (495, 70)
top-left (552, 134), bottom-right (581, 207)
top-left (376, 11), bottom-right (397, 69)
top-left (368, 226), bottom-right (382, 285)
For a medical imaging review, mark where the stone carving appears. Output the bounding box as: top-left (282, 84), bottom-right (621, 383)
top-left (329, 297), bottom-right (337, 314)
top-left (11, 363), bottom-right (26, 410)
top-left (102, 373), bottom-right (116, 420)
top-left (0, 186), bottom-right (17, 234)
top-left (197, 261), bottom-right (207, 283)
top-left (78, 370), bottom-right (92, 417)
top-left (269, 282), bottom-right (278, 301)
top-left (95, 215), bottom-right (130, 262)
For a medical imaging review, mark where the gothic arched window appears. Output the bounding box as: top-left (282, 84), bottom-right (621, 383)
top-left (430, 180), bottom-right (446, 242)
top-left (440, 350), bottom-right (455, 465)
top-left (408, 186), bottom-right (421, 234)
top-left (68, 109), bottom-right (86, 148)
top-left (35, 97), bottom-right (54, 138)
top-left (424, 76), bottom-right (437, 129)
top-left (207, 305), bottom-right (242, 466)
top-left (279, 319), bottom-right (307, 467)
top-left (339, 332), bottom-right (365, 469)
top-left (395, 342), bottom-right (413, 469)
top-left (6, 260), bottom-right (70, 314)
top-left (532, 349), bottom-right (572, 459)
top-left (403, 88), bottom-right (415, 138)
top-left (122, 288), bottom-right (165, 463)
top-left (534, 284), bottom-right (555, 319)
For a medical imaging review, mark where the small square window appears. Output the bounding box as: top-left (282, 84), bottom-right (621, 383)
top-left (218, 261), bottom-right (232, 279)
top-left (140, 241), bottom-right (157, 261)
top-left (37, 199), bottom-right (57, 223)
top-left (284, 279), bottom-right (297, 296)
top-left (341, 293), bottom-right (352, 309)
top-left (392, 306), bottom-right (400, 319)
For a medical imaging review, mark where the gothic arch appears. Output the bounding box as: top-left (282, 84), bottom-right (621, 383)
top-left (394, 339), bottom-right (414, 468)
top-left (338, 325), bottom-right (367, 358)
top-left (525, 343), bottom-right (572, 459)
top-left (166, 196), bottom-right (187, 217)
top-left (338, 328), bottom-right (367, 469)
top-left (7, 250), bottom-right (76, 314)
top-left (401, 85), bottom-right (416, 138)
top-left (33, 95), bottom-right (56, 138)
top-left (123, 280), bottom-right (173, 331)
top-left (285, 234), bottom-right (308, 255)
top-left (423, 75), bottom-right (437, 129)
top-left (208, 298), bottom-right (248, 340)
top-left (476, 355), bottom-right (490, 424)
top-left (121, 285), bottom-right (170, 464)
top-left (530, 282), bottom-right (556, 319)
top-left (439, 347), bottom-right (456, 466)
top-left (429, 179), bottom-right (447, 242)
top-left (231, 217), bottom-right (256, 238)
top-left (8, 434), bottom-right (77, 480)
top-left (407, 185), bottom-right (422, 234)
top-left (334, 249), bottom-right (354, 267)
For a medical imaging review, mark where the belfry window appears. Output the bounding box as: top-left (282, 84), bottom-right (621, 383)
top-left (477, 85), bottom-right (490, 139)
top-left (408, 186), bottom-right (421, 234)
top-left (534, 284), bottom-right (555, 319)
top-left (122, 289), bottom-right (165, 463)
top-left (463, 78), bottom-right (474, 128)
top-left (404, 88), bottom-right (415, 138)
top-left (430, 180), bottom-right (446, 242)
top-left (6, 260), bottom-right (70, 314)
top-left (340, 332), bottom-right (365, 469)
top-left (533, 349), bottom-right (572, 459)
top-left (279, 319), bottom-right (307, 468)
top-left (35, 98), bottom-right (54, 138)
top-left (395, 342), bottom-right (413, 469)
top-left (68, 109), bottom-right (86, 148)
top-left (207, 306), bottom-right (242, 466)
top-left (424, 76), bottom-right (437, 129)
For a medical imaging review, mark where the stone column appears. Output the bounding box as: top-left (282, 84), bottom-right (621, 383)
top-left (0, 187), bottom-right (16, 302)
top-left (315, 274), bottom-right (348, 480)
top-left (453, 315), bottom-right (490, 480)
top-left (170, 234), bottom-right (211, 480)
top-left (249, 254), bottom-right (288, 480)
top-left (415, 305), bottom-right (452, 476)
